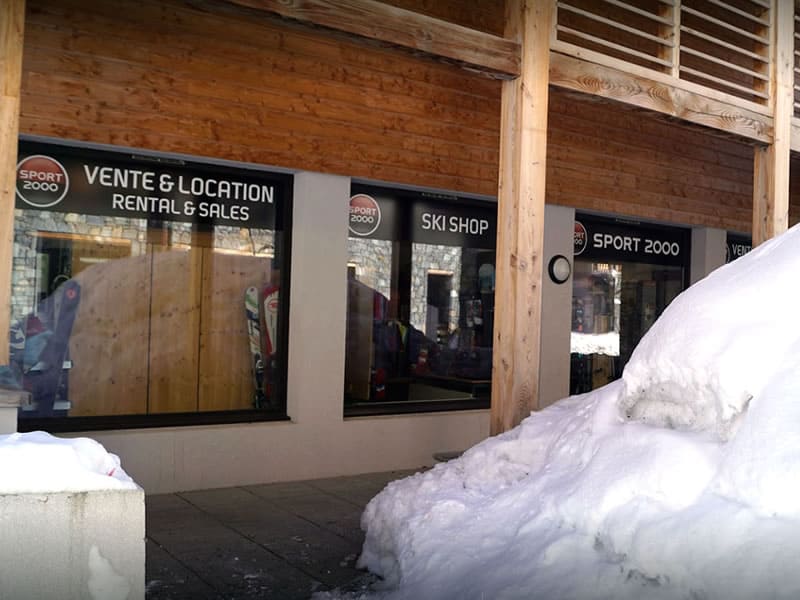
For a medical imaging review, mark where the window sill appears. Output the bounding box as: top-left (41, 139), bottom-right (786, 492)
top-left (344, 397), bottom-right (490, 418)
top-left (17, 409), bottom-right (290, 433)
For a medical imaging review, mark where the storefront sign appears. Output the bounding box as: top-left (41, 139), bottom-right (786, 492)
top-left (349, 185), bottom-right (496, 249)
top-left (412, 200), bottom-right (496, 248)
top-left (573, 214), bottom-right (688, 266)
top-left (574, 221), bottom-right (588, 256)
top-left (726, 234), bottom-right (752, 263)
top-left (16, 141), bottom-right (290, 229)
top-left (348, 186), bottom-right (401, 241)
top-left (348, 193), bottom-right (382, 237)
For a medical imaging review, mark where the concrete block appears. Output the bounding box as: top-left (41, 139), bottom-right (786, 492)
top-left (0, 389), bottom-right (29, 434)
top-left (0, 488), bottom-right (144, 599)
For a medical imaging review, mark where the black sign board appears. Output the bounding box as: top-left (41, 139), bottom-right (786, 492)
top-left (349, 184), bottom-right (496, 249)
top-left (726, 234), bottom-right (752, 263)
top-left (16, 141), bottom-right (291, 229)
top-left (348, 185), bottom-right (403, 242)
top-left (573, 214), bottom-right (689, 267)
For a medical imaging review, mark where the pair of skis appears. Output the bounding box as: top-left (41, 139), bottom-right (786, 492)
top-left (245, 284), bottom-right (279, 408)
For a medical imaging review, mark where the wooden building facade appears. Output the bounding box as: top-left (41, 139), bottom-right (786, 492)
top-left (0, 0), bottom-right (797, 492)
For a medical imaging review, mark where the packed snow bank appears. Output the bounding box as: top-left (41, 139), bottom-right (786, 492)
top-left (0, 431), bottom-right (137, 493)
top-left (620, 224), bottom-right (800, 440)
top-left (324, 224), bottom-right (800, 599)
top-left (570, 331), bottom-right (619, 356)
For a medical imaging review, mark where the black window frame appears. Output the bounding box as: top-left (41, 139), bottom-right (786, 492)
top-left (344, 182), bottom-right (497, 417)
top-left (569, 212), bottom-right (692, 395)
top-left (12, 136), bottom-right (294, 433)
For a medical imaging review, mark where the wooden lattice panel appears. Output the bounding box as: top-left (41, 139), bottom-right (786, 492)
top-left (555, 0), bottom-right (772, 107)
top-left (794, 0), bottom-right (800, 117)
top-left (679, 0), bottom-right (771, 103)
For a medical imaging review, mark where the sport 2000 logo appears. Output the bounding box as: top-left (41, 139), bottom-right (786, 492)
top-left (573, 221), bottom-right (587, 256)
top-left (348, 194), bottom-right (381, 237)
top-left (16, 154), bottom-right (70, 208)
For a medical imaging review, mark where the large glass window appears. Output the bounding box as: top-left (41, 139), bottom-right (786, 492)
top-left (344, 185), bottom-right (496, 413)
top-left (570, 214), bottom-right (689, 395)
top-left (726, 233), bottom-right (752, 263)
top-left (7, 140), bottom-right (291, 430)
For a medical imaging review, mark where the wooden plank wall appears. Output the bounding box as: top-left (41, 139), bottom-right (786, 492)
top-left (547, 89), bottom-right (755, 233)
top-left (21, 0), bottom-right (503, 197)
top-left (68, 254), bottom-right (151, 416)
top-left (20, 0), bottom-right (757, 229)
top-left (197, 250), bottom-right (265, 412)
top-left (68, 245), bottom-right (262, 416)
top-left (380, 0), bottom-right (505, 35)
top-left (148, 246), bottom-right (203, 414)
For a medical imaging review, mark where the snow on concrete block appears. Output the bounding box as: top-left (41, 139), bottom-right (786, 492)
top-left (0, 432), bottom-right (143, 598)
top-left (0, 488), bottom-right (144, 599)
top-left (0, 390), bottom-right (28, 434)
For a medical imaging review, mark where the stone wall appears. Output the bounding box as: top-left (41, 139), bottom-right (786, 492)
top-left (347, 238), bottom-right (393, 300)
top-left (411, 243), bottom-right (462, 335)
top-left (346, 237), bottom-right (463, 335)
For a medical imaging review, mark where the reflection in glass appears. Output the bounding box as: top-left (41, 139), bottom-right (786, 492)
top-left (569, 260), bottom-right (684, 394)
top-left (345, 237), bottom-right (495, 406)
top-left (7, 209), bottom-right (284, 419)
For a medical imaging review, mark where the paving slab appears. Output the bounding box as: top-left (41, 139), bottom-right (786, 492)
top-left (173, 538), bottom-right (318, 599)
top-left (145, 470), bottom-right (419, 599)
top-left (257, 491), bottom-right (365, 543)
top-left (145, 540), bottom-right (220, 600)
top-left (182, 489), bottom-right (362, 587)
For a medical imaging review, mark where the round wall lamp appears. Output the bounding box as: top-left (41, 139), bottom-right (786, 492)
top-left (548, 254), bottom-right (572, 284)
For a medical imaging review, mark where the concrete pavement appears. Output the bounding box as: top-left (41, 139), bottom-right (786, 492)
top-left (145, 469), bottom-right (421, 599)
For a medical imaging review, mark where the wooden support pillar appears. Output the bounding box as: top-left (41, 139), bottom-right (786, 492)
top-left (0, 0), bottom-right (25, 365)
top-left (752, 0), bottom-right (792, 246)
top-left (490, 0), bottom-right (554, 435)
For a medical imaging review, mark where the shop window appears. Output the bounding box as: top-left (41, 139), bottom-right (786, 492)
top-left (8, 140), bottom-right (292, 430)
top-left (344, 184), bottom-right (496, 414)
top-left (726, 233), bottom-right (752, 263)
top-left (570, 214), bottom-right (689, 395)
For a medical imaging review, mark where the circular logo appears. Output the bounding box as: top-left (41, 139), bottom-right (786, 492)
top-left (349, 194), bottom-right (381, 237)
top-left (266, 297), bottom-right (279, 314)
top-left (574, 221), bottom-right (587, 256)
top-left (16, 155), bottom-right (70, 208)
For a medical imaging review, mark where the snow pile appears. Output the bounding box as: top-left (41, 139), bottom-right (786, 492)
top-left (570, 331), bottom-right (619, 356)
top-left (327, 224), bottom-right (800, 599)
top-left (620, 226), bottom-right (800, 440)
top-left (0, 431), bottom-right (138, 493)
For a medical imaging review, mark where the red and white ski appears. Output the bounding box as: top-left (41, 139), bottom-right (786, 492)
top-left (261, 284), bottom-right (279, 401)
top-left (245, 286), bottom-right (266, 408)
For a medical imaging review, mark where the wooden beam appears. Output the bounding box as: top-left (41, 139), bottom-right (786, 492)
top-left (549, 51), bottom-right (773, 145)
top-left (222, 0), bottom-right (521, 79)
top-left (490, 0), bottom-right (553, 435)
top-left (753, 0), bottom-right (792, 246)
top-left (0, 0), bottom-right (25, 366)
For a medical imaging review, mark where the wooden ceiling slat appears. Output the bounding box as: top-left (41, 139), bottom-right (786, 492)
top-left (222, 0), bottom-right (521, 79)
